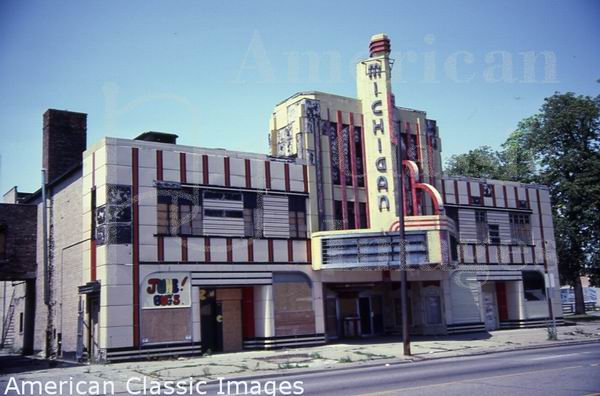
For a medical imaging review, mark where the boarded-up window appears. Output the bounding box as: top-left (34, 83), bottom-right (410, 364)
top-left (475, 210), bottom-right (487, 244)
top-left (141, 308), bottom-right (192, 345)
top-left (289, 196), bottom-right (307, 238)
top-left (510, 213), bottom-right (532, 245)
top-left (157, 188), bottom-right (202, 236)
top-left (272, 273), bottom-right (315, 336)
top-left (262, 195), bottom-right (290, 238)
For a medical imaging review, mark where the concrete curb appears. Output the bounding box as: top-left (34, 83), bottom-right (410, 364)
top-left (197, 337), bottom-right (600, 385)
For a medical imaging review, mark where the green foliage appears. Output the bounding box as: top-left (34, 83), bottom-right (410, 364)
top-left (498, 125), bottom-right (537, 183)
top-left (522, 92), bottom-right (600, 288)
top-left (445, 146), bottom-right (503, 179)
top-left (445, 91), bottom-right (600, 290)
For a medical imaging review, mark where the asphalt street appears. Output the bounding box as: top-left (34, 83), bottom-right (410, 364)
top-left (191, 343), bottom-right (600, 396)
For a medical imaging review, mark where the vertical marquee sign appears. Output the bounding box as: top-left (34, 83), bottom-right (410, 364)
top-left (357, 33), bottom-right (398, 231)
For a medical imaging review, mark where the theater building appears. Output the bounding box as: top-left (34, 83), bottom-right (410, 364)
top-left (0, 33), bottom-right (562, 362)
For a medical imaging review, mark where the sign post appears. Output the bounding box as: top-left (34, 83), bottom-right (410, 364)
top-left (545, 271), bottom-right (557, 340)
top-left (396, 135), bottom-right (410, 356)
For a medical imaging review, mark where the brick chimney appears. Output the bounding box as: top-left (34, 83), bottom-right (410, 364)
top-left (42, 109), bottom-right (87, 183)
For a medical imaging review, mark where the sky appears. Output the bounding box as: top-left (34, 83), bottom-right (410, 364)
top-left (0, 0), bottom-right (598, 195)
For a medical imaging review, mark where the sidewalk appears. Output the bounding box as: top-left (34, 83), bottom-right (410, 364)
top-left (1, 321), bottom-right (599, 393)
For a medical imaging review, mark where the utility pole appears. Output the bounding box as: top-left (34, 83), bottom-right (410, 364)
top-left (396, 135), bottom-right (410, 356)
top-left (544, 245), bottom-right (557, 340)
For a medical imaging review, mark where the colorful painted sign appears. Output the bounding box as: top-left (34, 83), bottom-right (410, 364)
top-left (142, 272), bottom-right (191, 309)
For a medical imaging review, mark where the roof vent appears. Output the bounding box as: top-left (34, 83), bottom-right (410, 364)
top-left (134, 131), bottom-right (178, 144)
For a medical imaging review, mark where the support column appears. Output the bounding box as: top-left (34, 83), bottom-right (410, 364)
top-left (253, 285), bottom-right (274, 338)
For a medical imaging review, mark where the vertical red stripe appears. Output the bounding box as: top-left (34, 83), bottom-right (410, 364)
top-left (466, 181), bottom-right (473, 205)
top-left (247, 239), bottom-right (254, 263)
top-left (536, 189), bottom-right (547, 268)
top-left (302, 165), bottom-right (308, 193)
top-left (226, 238), bottom-right (233, 262)
top-left (180, 152), bottom-right (187, 183)
top-left (267, 239), bottom-right (274, 263)
top-left (415, 122), bottom-right (423, 178)
top-left (131, 147), bottom-right (140, 348)
top-left (503, 185), bottom-right (508, 208)
top-left (287, 239), bottom-right (294, 262)
top-left (514, 186), bottom-right (519, 207)
top-left (409, 167), bottom-right (418, 215)
top-left (441, 179), bottom-right (446, 203)
top-left (265, 161), bottom-right (271, 190)
top-left (157, 236), bottom-right (164, 262)
top-left (204, 238), bottom-right (211, 262)
top-left (336, 111), bottom-right (349, 229)
top-left (349, 113), bottom-right (360, 228)
top-left (224, 156), bottom-right (231, 187)
top-left (491, 183), bottom-right (497, 207)
top-left (496, 282), bottom-right (509, 320)
top-left (181, 236), bottom-right (188, 262)
top-left (202, 154), bottom-right (209, 185)
top-left (454, 180), bottom-right (459, 204)
top-left (241, 287), bottom-right (255, 338)
top-left (156, 150), bottom-right (163, 181)
top-left (90, 240), bottom-right (97, 281)
top-left (306, 239), bottom-right (312, 263)
top-left (284, 163), bottom-right (290, 192)
top-left (245, 159), bottom-right (252, 188)
top-left (525, 187), bottom-right (531, 209)
top-left (426, 131), bottom-right (435, 185)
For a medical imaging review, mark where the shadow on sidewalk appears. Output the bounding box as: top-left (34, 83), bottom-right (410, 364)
top-left (0, 353), bottom-right (80, 375)
top-left (326, 331), bottom-right (492, 346)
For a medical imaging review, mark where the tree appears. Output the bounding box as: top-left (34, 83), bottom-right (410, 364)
top-left (445, 91), bottom-right (600, 314)
top-left (445, 146), bottom-right (504, 179)
top-left (498, 125), bottom-right (537, 183)
top-left (519, 92), bottom-right (600, 314)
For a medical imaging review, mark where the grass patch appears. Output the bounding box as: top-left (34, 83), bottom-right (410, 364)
top-left (277, 361), bottom-right (308, 370)
top-left (354, 351), bottom-right (394, 360)
top-left (338, 356), bottom-right (352, 363)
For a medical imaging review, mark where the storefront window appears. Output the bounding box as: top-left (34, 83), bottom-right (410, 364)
top-left (522, 271), bottom-right (546, 301)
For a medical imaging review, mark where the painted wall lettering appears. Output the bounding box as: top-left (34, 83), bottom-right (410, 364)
top-left (142, 272), bottom-right (191, 309)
